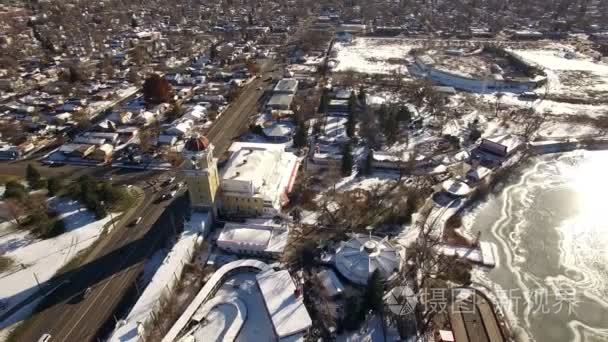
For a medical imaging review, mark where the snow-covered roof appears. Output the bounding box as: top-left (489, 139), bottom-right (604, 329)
top-left (273, 78), bottom-right (299, 94)
top-left (257, 269), bottom-right (312, 338)
top-left (183, 105), bottom-right (207, 121)
top-left (267, 94), bottom-right (294, 108)
top-left (163, 259), bottom-right (270, 342)
top-left (442, 179), bottom-right (471, 196)
top-left (263, 122), bottom-right (293, 138)
top-left (217, 219), bottom-right (290, 254)
top-left (481, 134), bottom-right (524, 155)
top-left (221, 142), bottom-right (299, 204)
top-left (466, 165), bottom-right (492, 181)
top-left (335, 234), bottom-right (402, 285)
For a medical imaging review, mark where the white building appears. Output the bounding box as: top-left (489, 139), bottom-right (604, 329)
top-left (257, 268), bottom-right (312, 340)
top-left (219, 142), bottom-right (299, 217)
top-left (273, 78), bottom-right (299, 94)
top-left (216, 219), bottom-right (289, 258)
top-left (266, 94), bottom-right (294, 110)
top-left (413, 55), bottom-right (537, 93)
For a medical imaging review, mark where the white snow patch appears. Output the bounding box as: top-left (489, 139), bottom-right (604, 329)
top-left (333, 37), bottom-right (417, 74)
top-left (0, 198), bottom-right (113, 328)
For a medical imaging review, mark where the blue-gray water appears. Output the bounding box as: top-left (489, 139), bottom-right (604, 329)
top-left (465, 150), bottom-right (608, 342)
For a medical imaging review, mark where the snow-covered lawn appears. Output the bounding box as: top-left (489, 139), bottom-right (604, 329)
top-left (0, 198), bottom-right (114, 328)
top-left (333, 37), bottom-right (418, 74)
top-left (537, 121), bottom-right (602, 140)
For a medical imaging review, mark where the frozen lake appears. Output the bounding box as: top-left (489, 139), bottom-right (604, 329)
top-left (465, 150), bottom-right (608, 342)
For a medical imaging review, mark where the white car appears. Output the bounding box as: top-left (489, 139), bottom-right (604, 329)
top-left (38, 334), bottom-right (52, 342)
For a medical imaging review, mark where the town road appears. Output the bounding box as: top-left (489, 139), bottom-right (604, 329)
top-left (206, 58), bottom-right (282, 155)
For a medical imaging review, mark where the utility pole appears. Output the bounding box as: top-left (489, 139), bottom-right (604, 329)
top-left (33, 272), bottom-right (42, 291)
top-left (101, 201), bottom-right (117, 231)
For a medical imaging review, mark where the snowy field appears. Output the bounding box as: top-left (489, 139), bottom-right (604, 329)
top-left (0, 198), bottom-right (114, 331)
top-left (332, 37), bottom-right (418, 74)
top-left (510, 46), bottom-right (608, 99)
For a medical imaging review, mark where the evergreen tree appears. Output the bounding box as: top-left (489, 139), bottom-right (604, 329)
top-left (3, 181), bottom-right (27, 201)
top-left (293, 121), bottom-right (308, 148)
top-left (209, 43), bottom-right (218, 60)
top-left (397, 105), bottom-right (412, 122)
top-left (341, 142), bottom-right (353, 176)
top-left (357, 86), bottom-right (367, 104)
top-left (47, 177), bottom-right (63, 196)
top-left (364, 149), bottom-right (374, 175)
top-left (377, 105), bottom-right (399, 144)
top-left (346, 114), bottom-right (356, 138)
top-left (342, 296), bottom-right (363, 331)
top-left (318, 88), bottom-right (329, 114)
top-left (348, 91), bottom-right (357, 114)
top-left (346, 91), bottom-right (357, 138)
top-left (26, 164), bottom-right (44, 189)
top-left (366, 270), bottom-right (384, 312)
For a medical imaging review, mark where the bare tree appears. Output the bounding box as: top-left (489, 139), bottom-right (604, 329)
top-left (4, 199), bottom-right (25, 226)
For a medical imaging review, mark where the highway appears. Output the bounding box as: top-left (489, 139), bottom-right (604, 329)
top-left (4, 59), bottom-right (278, 342)
top-left (12, 182), bottom-right (190, 342)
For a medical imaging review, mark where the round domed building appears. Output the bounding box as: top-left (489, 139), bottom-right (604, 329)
top-left (334, 234), bottom-right (403, 285)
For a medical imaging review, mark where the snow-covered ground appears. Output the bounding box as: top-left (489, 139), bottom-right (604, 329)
top-left (510, 46), bottom-right (608, 98)
top-left (332, 37), bottom-right (418, 74)
top-left (108, 212), bottom-right (210, 342)
top-left (479, 92), bottom-right (608, 119)
top-left (0, 198), bottom-right (114, 331)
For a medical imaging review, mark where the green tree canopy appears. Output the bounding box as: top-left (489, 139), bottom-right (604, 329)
top-left (26, 164), bottom-right (45, 189)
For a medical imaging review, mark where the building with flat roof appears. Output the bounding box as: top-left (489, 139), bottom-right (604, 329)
top-left (219, 142), bottom-right (299, 217)
top-left (266, 93), bottom-right (294, 110)
top-left (216, 219), bottom-right (289, 258)
top-left (478, 134), bottom-right (524, 158)
top-left (273, 78), bottom-right (299, 94)
top-left (257, 268), bottom-right (312, 340)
